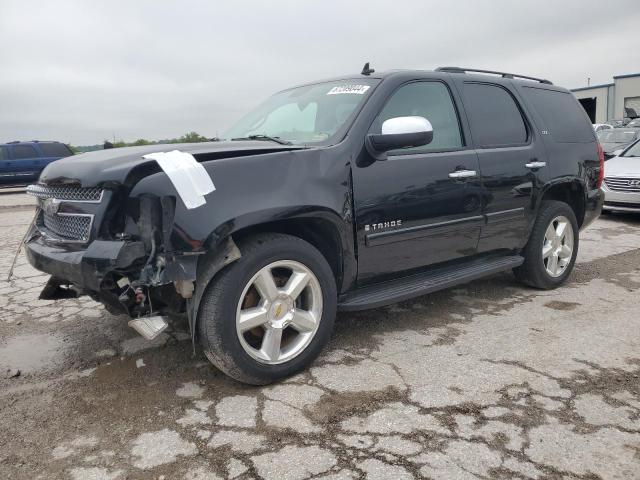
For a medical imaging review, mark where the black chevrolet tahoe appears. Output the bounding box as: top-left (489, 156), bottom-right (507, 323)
top-left (24, 66), bottom-right (604, 384)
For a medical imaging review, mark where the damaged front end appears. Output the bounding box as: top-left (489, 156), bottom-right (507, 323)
top-left (99, 193), bottom-right (200, 318)
top-left (23, 155), bottom-right (232, 331)
top-left (23, 141), bottom-right (310, 338)
top-left (25, 188), bottom-right (198, 318)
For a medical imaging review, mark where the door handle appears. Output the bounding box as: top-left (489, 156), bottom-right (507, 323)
top-left (525, 161), bottom-right (546, 169)
top-left (449, 170), bottom-right (477, 179)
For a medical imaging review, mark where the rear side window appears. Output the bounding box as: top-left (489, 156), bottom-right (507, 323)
top-left (39, 143), bottom-right (72, 157)
top-left (462, 83), bottom-right (528, 147)
top-left (11, 145), bottom-right (38, 159)
top-left (0, 147), bottom-right (6, 160)
top-left (521, 87), bottom-right (594, 143)
top-left (373, 81), bottom-right (463, 154)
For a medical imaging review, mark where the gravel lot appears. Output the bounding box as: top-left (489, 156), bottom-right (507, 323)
top-left (0, 194), bottom-right (639, 480)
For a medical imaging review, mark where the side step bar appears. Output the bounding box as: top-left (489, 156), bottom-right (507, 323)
top-left (338, 255), bottom-right (524, 311)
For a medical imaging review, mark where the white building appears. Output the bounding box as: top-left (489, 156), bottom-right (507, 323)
top-left (571, 73), bottom-right (640, 124)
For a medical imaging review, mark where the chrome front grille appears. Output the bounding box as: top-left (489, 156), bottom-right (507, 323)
top-left (27, 183), bottom-right (101, 243)
top-left (37, 210), bottom-right (93, 243)
top-left (27, 184), bottom-right (103, 202)
top-left (604, 177), bottom-right (640, 193)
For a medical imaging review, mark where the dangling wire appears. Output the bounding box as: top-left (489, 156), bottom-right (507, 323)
top-left (7, 210), bottom-right (38, 282)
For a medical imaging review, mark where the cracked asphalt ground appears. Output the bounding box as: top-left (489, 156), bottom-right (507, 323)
top-left (1, 196), bottom-right (639, 480)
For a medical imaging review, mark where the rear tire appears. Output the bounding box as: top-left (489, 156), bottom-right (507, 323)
top-left (514, 201), bottom-right (579, 289)
top-left (197, 233), bottom-right (337, 385)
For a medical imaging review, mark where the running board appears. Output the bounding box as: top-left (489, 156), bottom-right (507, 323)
top-left (338, 255), bottom-right (524, 311)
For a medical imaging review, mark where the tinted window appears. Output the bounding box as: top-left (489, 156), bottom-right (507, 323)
top-left (0, 147), bottom-right (6, 161)
top-left (522, 87), bottom-right (594, 143)
top-left (11, 145), bottom-right (38, 160)
top-left (373, 81), bottom-right (463, 153)
top-left (39, 143), bottom-right (72, 157)
top-left (463, 83), bottom-right (528, 147)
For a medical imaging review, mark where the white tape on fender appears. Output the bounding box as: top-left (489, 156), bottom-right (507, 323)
top-left (142, 150), bottom-right (215, 209)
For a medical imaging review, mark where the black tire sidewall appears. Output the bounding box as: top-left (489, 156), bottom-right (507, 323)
top-left (198, 235), bottom-right (337, 384)
top-left (528, 201), bottom-right (579, 288)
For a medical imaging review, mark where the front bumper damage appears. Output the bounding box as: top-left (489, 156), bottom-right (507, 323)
top-left (23, 144), bottom-right (319, 333)
top-left (25, 233), bottom-right (145, 292)
top-left (22, 153), bottom-right (213, 317)
top-left (23, 192), bottom-right (205, 319)
top-left (25, 222), bottom-right (204, 313)
top-left (25, 224), bottom-right (242, 342)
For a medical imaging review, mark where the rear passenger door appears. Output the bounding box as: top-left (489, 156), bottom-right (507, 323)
top-left (455, 80), bottom-right (547, 252)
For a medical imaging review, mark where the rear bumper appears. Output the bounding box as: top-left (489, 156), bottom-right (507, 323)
top-left (581, 188), bottom-right (604, 230)
top-left (24, 230), bottom-right (145, 291)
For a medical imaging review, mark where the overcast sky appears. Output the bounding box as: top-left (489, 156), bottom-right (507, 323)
top-left (1, 0), bottom-right (639, 145)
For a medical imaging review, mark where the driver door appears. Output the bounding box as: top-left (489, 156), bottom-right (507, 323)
top-left (352, 80), bottom-right (483, 285)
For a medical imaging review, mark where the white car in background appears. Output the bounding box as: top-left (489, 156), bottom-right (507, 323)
top-left (593, 123), bottom-right (613, 132)
top-left (602, 139), bottom-right (640, 213)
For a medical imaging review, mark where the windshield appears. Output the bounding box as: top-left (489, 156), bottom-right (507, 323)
top-left (622, 140), bottom-right (640, 157)
top-left (597, 129), bottom-right (637, 143)
top-left (222, 79), bottom-right (379, 146)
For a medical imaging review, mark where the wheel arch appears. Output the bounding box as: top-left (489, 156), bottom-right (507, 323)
top-left (189, 207), bottom-right (354, 339)
top-left (537, 178), bottom-right (587, 228)
top-left (230, 216), bottom-right (347, 293)
top-left (199, 206), bottom-right (354, 293)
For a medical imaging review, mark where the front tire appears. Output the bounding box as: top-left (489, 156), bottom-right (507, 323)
top-left (514, 201), bottom-right (579, 289)
top-left (197, 233), bottom-right (337, 385)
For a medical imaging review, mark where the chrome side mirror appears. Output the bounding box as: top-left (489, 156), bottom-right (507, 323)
top-left (366, 116), bottom-right (434, 160)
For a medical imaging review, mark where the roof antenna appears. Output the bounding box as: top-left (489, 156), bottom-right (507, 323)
top-left (361, 62), bottom-right (375, 76)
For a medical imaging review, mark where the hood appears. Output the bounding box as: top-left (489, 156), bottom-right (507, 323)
top-left (604, 155), bottom-right (640, 177)
top-left (38, 141), bottom-right (307, 188)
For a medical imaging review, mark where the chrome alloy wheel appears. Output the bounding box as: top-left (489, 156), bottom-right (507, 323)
top-left (542, 215), bottom-right (574, 277)
top-left (235, 260), bottom-right (323, 365)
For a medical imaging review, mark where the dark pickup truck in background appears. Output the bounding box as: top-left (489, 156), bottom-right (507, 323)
top-left (24, 66), bottom-right (604, 384)
top-left (0, 141), bottom-right (73, 186)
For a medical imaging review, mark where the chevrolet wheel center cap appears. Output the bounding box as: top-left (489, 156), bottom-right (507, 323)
top-left (271, 300), bottom-right (287, 320)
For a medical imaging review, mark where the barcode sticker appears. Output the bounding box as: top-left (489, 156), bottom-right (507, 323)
top-left (327, 85), bottom-right (370, 95)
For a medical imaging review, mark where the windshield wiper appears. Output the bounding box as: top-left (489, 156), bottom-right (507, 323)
top-left (231, 134), bottom-right (292, 145)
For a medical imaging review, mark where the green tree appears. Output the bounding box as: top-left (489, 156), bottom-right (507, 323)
top-left (75, 132), bottom-right (211, 151)
top-left (177, 131), bottom-right (209, 143)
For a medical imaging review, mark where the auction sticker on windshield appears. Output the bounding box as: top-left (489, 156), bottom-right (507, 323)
top-left (327, 85), bottom-right (371, 95)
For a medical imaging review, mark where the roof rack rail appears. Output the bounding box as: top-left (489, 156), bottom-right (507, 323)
top-left (435, 67), bottom-right (553, 85)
